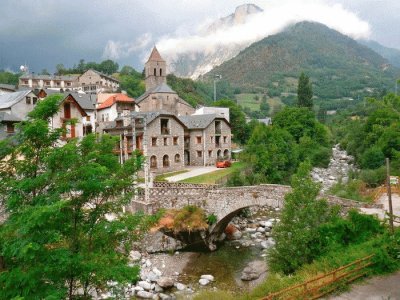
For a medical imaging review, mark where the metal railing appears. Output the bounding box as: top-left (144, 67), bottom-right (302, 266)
top-left (262, 254), bottom-right (374, 300)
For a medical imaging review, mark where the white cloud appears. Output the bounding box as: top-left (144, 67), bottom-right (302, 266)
top-left (102, 33), bottom-right (153, 60)
top-left (155, 0), bottom-right (371, 61)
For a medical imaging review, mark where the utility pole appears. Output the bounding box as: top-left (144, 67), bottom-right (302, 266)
top-left (213, 74), bottom-right (221, 102)
top-left (386, 158), bottom-right (394, 233)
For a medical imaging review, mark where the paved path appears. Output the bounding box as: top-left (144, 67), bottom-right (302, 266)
top-left (165, 166), bottom-right (221, 182)
top-left (361, 193), bottom-right (400, 225)
top-left (327, 271), bottom-right (400, 300)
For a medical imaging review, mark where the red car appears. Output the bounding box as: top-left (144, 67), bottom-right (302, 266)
top-left (216, 160), bottom-right (231, 168)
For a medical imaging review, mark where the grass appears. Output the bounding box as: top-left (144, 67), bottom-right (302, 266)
top-left (179, 162), bottom-right (246, 184)
top-left (154, 170), bottom-right (189, 182)
top-left (235, 93), bottom-right (284, 114)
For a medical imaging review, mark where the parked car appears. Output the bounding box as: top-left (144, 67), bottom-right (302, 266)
top-left (216, 160), bottom-right (231, 168)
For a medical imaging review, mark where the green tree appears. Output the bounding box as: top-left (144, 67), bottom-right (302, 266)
top-left (268, 161), bottom-right (338, 274)
top-left (0, 71), bottom-right (19, 85)
top-left (243, 124), bottom-right (298, 183)
top-left (98, 59), bottom-right (119, 75)
top-left (297, 72), bottom-right (313, 108)
top-left (213, 99), bottom-right (250, 145)
top-left (0, 95), bottom-right (150, 299)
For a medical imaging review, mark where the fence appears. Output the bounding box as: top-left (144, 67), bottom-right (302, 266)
top-left (262, 254), bottom-right (374, 300)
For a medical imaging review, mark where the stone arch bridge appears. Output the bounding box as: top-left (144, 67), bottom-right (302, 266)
top-left (130, 182), bottom-right (381, 250)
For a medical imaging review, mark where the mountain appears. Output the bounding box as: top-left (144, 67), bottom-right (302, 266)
top-left (205, 22), bottom-right (400, 100)
top-left (169, 4), bottom-right (263, 79)
top-left (358, 39), bottom-right (400, 68)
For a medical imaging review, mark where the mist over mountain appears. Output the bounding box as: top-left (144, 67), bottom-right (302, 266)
top-left (358, 39), bottom-right (400, 68)
top-left (205, 22), bottom-right (399, 100)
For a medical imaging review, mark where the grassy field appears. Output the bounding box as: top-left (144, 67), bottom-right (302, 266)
top-left (235, 93), bottom-right (284, 114)
top-left (179, 162), bottom-right (246, 184)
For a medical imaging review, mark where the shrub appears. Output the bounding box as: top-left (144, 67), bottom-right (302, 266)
top-left (360, 146), bottom-right (385, 169)
top-left (359, 167), bottom-right (386, 187)
top-left (207, 214), bottom-right (217, 225)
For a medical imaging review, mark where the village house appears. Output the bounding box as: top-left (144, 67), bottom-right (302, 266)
top-left (0, 89), bottom-right (93, 140)
top-left (102, 47), bottom-right (232, 172)
top-left (18, 69), bottom-right (120, 93)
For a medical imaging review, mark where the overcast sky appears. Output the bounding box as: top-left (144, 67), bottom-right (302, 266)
top-left (0, 0), bottom-right (399, 73)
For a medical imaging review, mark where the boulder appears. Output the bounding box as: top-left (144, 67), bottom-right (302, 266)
top-left (159, 293), bottom-right (173, 300)
top-left (138, 281), bottom-right (152, 291)
top-left (157, 277), bottom-right (175, 288)
top-left (136, 291), bottom-right (154, 299)
top-left (241, 260), bottom-right (267, 281)
top-left (225, 224), bottom-right (242, 240)
top-left (175, 282), bottom-right (186, 291)
top-left (200, 274), bottom-right (214, 281)
top-left (129, 250), bottom-right (142, 262)
top-left (199, 278), bottom-right (210, 286)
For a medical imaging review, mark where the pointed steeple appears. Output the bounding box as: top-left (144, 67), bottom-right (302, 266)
top-left (147, 46), bottom-right (165, 63)
top-left (144, 46), bottom-right (167, 91)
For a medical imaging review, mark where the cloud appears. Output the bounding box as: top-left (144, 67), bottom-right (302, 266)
top-left (155, 0), bottom-right (371, 61)
top-left (102, 33), bottom-right (153, 60)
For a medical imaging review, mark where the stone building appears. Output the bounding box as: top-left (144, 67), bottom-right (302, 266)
top-left (19, 74), bottom-right (78, 90)
top-left (78, 69), bottom-right (120, 93)
top-left (136, 47), bottom-right (195, 116)
top-left (101, 47), bottom-right (232, 173)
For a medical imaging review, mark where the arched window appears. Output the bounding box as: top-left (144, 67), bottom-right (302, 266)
top-left (150, 156), bottom-right (157, 169)
top-left (163, 155), bottom-right (170, 168)
top-left (174, 154), bottom-right (181, 163)
top-left (223, 149), bottom-right (230, 159)
top-left (217, 149), bottom-right (222, 158)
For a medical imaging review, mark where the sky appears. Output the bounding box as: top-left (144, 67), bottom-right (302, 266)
top-left (0, 0), bottom-right (399, 73)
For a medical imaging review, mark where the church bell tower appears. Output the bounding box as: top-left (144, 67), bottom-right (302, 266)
top-left (145, 46), bottom-right (167, 91)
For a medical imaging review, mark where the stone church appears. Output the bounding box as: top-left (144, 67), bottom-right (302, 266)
top-left (103, 47), bottom-right (232, 173)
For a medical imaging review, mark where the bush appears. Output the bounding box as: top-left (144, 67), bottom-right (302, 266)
top-left (359, 167), bottom-right (386, 187)
top-left (311, 146), bottom-right (332, 168)
top-left (360, 146), bottom-right (385, 169)
top-left (329, 179), bottom-right (372, 202)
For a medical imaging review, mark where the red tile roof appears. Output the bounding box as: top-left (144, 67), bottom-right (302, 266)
top-left (97, 93), bottom-right (135, 110)
top-left (147, 46), bottom-right (164, 62)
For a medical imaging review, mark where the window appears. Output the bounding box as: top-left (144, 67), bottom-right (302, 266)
top-left (86, 116), bottom-right (90, 121)
top-left (102, 114), bottom-right (105, 122)
top-left (173, 137), bottom-right (178, 145)
top-left (152, 137), bottom-right (157, 147)
top-left (216, 136), bottom-right (221, 147)
top-left (197, 151), bottom-right (202, 158)
top-left (150, 156), bottom-right (157, 168)
top-left (223, 136), bottom-right (227, 143)
top-left (154, 68), bottom-right (156, 76)
top-left (32, 97), bottom-right (37, 104)
top-left (6, 123), bottom-right (15, 133)
top-left (45, 81), bottom-right (50, 86)
top-left (160, 119), bottom-right (170, 135)
top-left (56, 82), bottom-right (60, 86)
top-left (25, 97), bottom-right (31, 104)
top-left (67, 82), bottom-right (71, 86)
top-left (160, 69), bottom-right (162, 76)
top-left (163, 137), bottom-right (168, 146)
top-left (215, 120), bottom-right (221, 134)
top-left (24, 80), bottom-right (28, 84)
top-left (196, 136), bottom-right (202, 144)
top-left (208, 150), bottom-right (212, 157)
top-left (163, 155), bottom-right (169, 168)
top-left (210, 136), bottom-right (214, 143)
top-left (174, 154), bottom-right (180, 163)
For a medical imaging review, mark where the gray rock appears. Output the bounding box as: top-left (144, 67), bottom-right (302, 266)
top-left (138, 281), bottom-right (152, 291)
top-left (157, 277), bottom-right (175, 288)
top-left (152, 267), bottom-right (163, 277)
top-left (159, 293), bottom-right (173, 300)
top-left (136, 290), bottom-right (154, 299)
top-left (154, 284), bottom-right (164, 292)
top-left (241, 260), bottom-right (267, 281)
top-left (200, 274), bottom-right (214, 281)
top-left (199, 278), bottom-right (210, 286)
top-left (256, 227), bottom-right (265, 233)
top-left (175, 282), bottom-right (186, 291)
top-left (134, 286), bottom-right (144, 292)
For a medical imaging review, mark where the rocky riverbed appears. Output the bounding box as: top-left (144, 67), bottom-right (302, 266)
top-left (311, 144), bottom-right (356, 193)
top-left (96, 206), bottom-right (279, 299)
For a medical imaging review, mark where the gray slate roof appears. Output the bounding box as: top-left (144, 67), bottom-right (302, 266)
top-left (0, 90), bottom-right (32, 109)
top-left (178, 114), bottom-right (217, 129)
top-left (42, 89), bottom-right (95, 110)
top-left (0, 111), bottom-right (21, 122)
top-left (0, 84), bottom-right (17, 91)
top-left (136, 83), bottom-right (177, 103)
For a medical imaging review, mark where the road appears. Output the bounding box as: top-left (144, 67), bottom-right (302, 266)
top-left (165, 166), bottom-right (221, 182)
top-left (327, 271), bottom-right (400, 300)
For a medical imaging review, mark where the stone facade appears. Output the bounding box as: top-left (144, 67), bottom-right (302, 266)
top-left (144, 47), bottom-right (167, 92)
top-left (78, 69), bottom-right (119, 93)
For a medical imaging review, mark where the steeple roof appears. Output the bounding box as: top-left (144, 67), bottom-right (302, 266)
top-left (147, 46), bottom-right (165, 62)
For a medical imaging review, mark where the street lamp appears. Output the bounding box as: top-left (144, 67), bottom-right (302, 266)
top-left (213, 74), bottom-right (222, 102)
